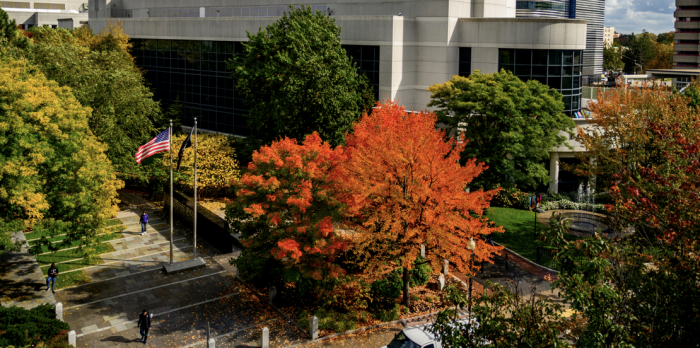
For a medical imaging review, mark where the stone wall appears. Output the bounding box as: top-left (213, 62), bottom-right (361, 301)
top-left (163, 191), bottom-right (235, 254)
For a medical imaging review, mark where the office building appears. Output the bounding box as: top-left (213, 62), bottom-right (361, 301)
top-left (1, 1), bottom-right (88, 29)
top-left (603, 26), bottom-right (614, 47)
top-left (515, 0), bottom-right (605, 77)
top-left (648, 0), bottom-right (700, 90)
top-left (89, 0), bottom-right (589, 192)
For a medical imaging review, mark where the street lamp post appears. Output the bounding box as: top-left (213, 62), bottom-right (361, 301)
top-left (467, 237), bottom-right (476, 319)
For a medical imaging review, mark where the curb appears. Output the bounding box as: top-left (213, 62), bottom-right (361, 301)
top-left (493, 241), bottom-right (559, 278)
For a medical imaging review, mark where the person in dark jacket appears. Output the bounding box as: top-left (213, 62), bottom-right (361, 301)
top-left (140, 211), bottom-right (149, 235)
top-left (46, 263), bottom-right (58, 292)
top-left (137, 309), bottom-right (151, 344)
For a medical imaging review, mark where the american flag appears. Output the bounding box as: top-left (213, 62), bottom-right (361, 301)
top-left (135, 128), bottom-right (170, 164)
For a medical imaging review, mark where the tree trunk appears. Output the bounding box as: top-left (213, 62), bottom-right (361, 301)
top-left (402, 267), bottom-right (411, 306)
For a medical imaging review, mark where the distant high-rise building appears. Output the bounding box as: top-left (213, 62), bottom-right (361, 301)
top-left (604, 26), bottom-right (615, 47)
top-left (516, 0), bottom-right (605, 76)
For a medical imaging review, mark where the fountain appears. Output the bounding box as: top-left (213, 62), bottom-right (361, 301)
top-left (560, 184), bottom-right (611, 236)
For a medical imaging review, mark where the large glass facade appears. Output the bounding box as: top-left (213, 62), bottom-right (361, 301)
top-left (131, 39), bottom-right (379, 135)
top-left (498, 49), bottom-right (583, 116)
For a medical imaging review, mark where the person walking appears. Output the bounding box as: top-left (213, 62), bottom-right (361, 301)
top-left (140, 211), bottom-right (149, 235)
top-left (46, 263), bottom-right (58, 293)
top-left (137, 309), bottom-right (151, 344)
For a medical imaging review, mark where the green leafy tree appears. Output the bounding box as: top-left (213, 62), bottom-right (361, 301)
top-left (26, 26), bottom-right (165, 179)
top-left (0, 8), bottom-right (16, 41)
top-left (430, 282), bottom-right (569, 348)
top-left (227, 5), bottom-right (375, 147)
top-left (428, 70), bottom-right (575, 191)
top-left (623, 31), bottom-right (656, 73)
top-left (603, 44), bottom-right (625, 72)
top-left (554, 82), bottom-right (700, 346)
top-left (0, 57), bottom-right (123, 254)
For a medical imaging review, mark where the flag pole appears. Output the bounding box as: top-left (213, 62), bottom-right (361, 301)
top-left (193, 117), bottom-right (198, 260)
top-left (169, 120), bottom-right (174, 265)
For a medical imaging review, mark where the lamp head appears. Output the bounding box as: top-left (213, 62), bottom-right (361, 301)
top-left (468, 237), bottom-right (475, 251)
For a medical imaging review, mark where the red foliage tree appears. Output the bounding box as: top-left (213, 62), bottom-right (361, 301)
top-left (232, 132), bottom-right (348, 280)
top-left (335, 101), bottom-right (503, 306)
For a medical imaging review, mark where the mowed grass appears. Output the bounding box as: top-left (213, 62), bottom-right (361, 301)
top-left (44, 270), bottom-right (91, 290)
top-left (484, 207), bottom-right (579, 262)
top-left (29, 232), bottom-right (124, 254)
top-left (24, 218), bottom-right (123, 241)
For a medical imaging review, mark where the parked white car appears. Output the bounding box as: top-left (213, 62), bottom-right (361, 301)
top-left (382, 317), bottom-right (480, 348)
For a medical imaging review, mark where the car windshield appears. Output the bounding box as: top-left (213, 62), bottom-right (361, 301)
top-left (388, 332), bottom-right (421, 348)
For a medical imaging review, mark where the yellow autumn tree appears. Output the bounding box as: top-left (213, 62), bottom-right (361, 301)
top-left (162, 133), bottom-right (241, 197)
top-left (0, 57), bottom-right (123, 253)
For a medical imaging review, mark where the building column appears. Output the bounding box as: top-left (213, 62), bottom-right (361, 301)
top-left (549, 152), bottom-right (559, 194)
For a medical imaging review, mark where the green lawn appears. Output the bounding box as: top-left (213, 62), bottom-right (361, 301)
top-left (24, 218), bottom-right (123, 241)
top-left (484, 207), bottom-right (579, 266)
top-left (29, 232), bottom-right (123, 253)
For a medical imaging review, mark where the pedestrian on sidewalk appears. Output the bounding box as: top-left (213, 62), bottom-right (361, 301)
top-left (46, 263), bottom-right (58, 293)
top-left (140, 211), bottom-right (149, 235)
top-left (137, 309), bottom-right (151, 344)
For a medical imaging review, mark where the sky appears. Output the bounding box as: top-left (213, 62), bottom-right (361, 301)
top-left (605, 0), bottom-right (676, 35)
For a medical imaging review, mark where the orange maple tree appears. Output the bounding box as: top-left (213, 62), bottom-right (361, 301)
top-left (230, 132), bottom-right (348, 281)
top-left (334, 101), bottom-right (504, 305)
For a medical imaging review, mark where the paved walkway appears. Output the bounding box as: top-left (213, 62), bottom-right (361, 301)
top-left (53, 191), bottom-right (306, 347)
top-left (0, 231), bottom-right (57, 309)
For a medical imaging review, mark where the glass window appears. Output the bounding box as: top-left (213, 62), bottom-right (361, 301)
top-left (562, 82), bottom-right (573, 92)
top-left (515, 49), bottom-right (531, 65)
top-left (548, 66), bottom-right (561, 76)
top-left (499, 64), bottom-right (514, 73)
top-left (500, 49), bottom-right (515, 64)
top-left (574, 51), bottom-right (581, 65)
top-left (532, 65), bottom-right (547, 76)
top-left (549, 50), bottom-right (561, 65)
top-left (548, 77), bottom-right (561, 89)
top-left (563, 66), bottom-right (572, 76)
top-left (573, 76), bottom-right (580, 88)
top-left (563, 51), bottom-right (573, 65)
top-left (533, 50), bottom-right (547, 65)
top-left (533, 76), bottom-right (547, 85)
top-left (515, 65), bottom-right (530, 76)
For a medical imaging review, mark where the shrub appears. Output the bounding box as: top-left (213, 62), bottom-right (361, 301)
top-left (0, 304), bottom-right (70, 347)
top-left (491, 186), bottom-right (528, 208)
top-left (540, 199), bottom-right (606, 213)
top-left (229, 248), bottom-right (284, 289)
top-left (369, 270), bottom-right (402, 311)
top-left (320, 276), bottom-right (371, 312)
top-left (410, 257), bottom-right (432, 287)
top-left (410, 294), bottom-right (420, 302)
top-left (375, 306), bottom-right (400, 322)
top-left (401, 306), bottom-right (410, 314)
top-left (297, 308), bottom-right (361, 334)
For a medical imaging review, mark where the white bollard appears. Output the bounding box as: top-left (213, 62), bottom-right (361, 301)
top-left (207, 338), bottom-right (215, 348)
top-left (310, 316), bottom-right (319, 339)
top-left (67, 330), bottom-right (76, 346)
top-left (444, 259), bottom-right (449, 275)
top-left (55, 302), bottom-right (63, 321)
top-left (421, 245), bottom-right (425, 258)
top-left (260, 327), bottom-right (270, 348)
top-left (438, 274), bottom-right (445, 291)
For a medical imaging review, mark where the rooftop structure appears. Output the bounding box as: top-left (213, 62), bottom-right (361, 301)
top-left (1, 0), bottom-right (88, 29)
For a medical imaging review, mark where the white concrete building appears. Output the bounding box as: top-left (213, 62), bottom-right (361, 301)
top-left (603, 26), bottom-right (614, 47)
top-left (1, 0), bottom-right (88, 29)
top-left (89, 0), bottom-right (589, 193)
